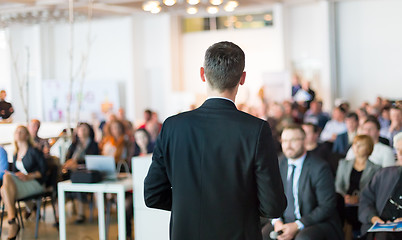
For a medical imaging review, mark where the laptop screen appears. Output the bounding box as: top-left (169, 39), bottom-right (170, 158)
top-left (85, 155), bottom-right (117, 180)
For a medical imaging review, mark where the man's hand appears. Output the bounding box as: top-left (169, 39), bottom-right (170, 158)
top-left (278, 222), bottom-right (298, 240)
top-left (371, 216), bottom-right (385, 224)
top-left (274, 220), bottom-right (284, 233)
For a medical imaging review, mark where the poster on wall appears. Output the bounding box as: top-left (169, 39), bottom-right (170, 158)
top-left (42, 80), bottom-right (120, 122)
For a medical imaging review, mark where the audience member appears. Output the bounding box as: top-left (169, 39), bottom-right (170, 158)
top-left (0, 126), bottom-right (47, 240)
top-left (291, 74), bottom-right (301, 97)
top-left (145, 111), bottom-right (162, 144)
top-left (358, 133), bottom-right (402, 240)
top-left (346, 117), bottom-right (395, 167)
top-left (294, 80), bottom-right (316, 109)
top-left (333, 112), bottom-right (359, 156)
top-left (99, 119), bottom-right (132, 163)
top-left (378, 106), bottom-right (391, 129)
top-left (380, 106), bottom-right (401, 146)
top-left (0, 90), bottom-right (14, 122)
top-left (335, 135), bottom-right (381, 239)
top-left (302, 123), bottom-right (332, 167)
top-left (133, 128), bottom-right (154, 157)
top-left (304, 100), bottom-right (330, 130)
top-left (138, 109), bottom-right (153, 129)
top-left (320, 106), bottom-right (347, 143)
top-left (28, 119), bottom-right (50, 157)
top-left (356, 107), bottom-right (369, 134)
top-left (261, 125), bottom-right (343, 240)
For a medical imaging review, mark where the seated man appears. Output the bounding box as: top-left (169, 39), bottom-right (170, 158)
top-left (358, 132), bottom-right (402, 240)
top-left (0, 90), bottom-right (14, 123)
top-left (346, 116), bottom-right (395, 167)
top-left (320, 106), bottom-right (347, 143)
top-left (261, 125), bottom-right (343, 240)
top-left (380, 106), bottom-right (401, 147)
top-left (333, 112), bottom-right (359, 156)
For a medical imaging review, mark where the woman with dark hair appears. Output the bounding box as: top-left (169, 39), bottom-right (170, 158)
top-left (133, 128), bottom-right (154, 156)
top-left (1, 126), bottom-right (47, 240)
top-left (63, 122), bottom-right (99, 170)
top-left (63, 122), bottom-right (99, 224)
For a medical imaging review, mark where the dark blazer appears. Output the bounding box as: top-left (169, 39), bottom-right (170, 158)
top-left (278, 153), bottom-right (343, 240)
top-left (332, 132), bottom-right (350, 156)
top-left (12, 146), bottom-right (47, 184)
top-left (359, 167), bottom-right (402, 235)
top-left (144, 98), bottom-right (286, 240)
top-left (66, 140), bottom-right (99, 164)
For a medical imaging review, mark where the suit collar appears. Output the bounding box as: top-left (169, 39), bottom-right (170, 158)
top-left (200, 98), bottom-right (237, 110)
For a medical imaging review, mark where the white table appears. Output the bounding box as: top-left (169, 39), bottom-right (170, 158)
top-left (58, 178), bottom-right (133, 240)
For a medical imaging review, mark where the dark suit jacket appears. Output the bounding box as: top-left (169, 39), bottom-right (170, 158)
top-left (359, 167), bottom-right (402, 235)
top-left (332, 132), bottom-right (350, 156)
top-left (144, 98), bottom-right (287, 240)
top-left (278, 153), bottom-right (343, 240)
top-left (12, 146), bottom-right (47, 184)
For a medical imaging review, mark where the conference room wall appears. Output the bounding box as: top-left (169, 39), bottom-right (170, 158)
top-left (336, 0), bottom-right (402, 108)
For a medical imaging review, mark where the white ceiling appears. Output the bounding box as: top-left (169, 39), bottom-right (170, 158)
top-left (0, 0), bottom-right (280, 18)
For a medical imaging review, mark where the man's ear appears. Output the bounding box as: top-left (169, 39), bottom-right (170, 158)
top-left (239, 71), bottom-right (246, 85)
top-left (200, 67), bottom-right (206, 82)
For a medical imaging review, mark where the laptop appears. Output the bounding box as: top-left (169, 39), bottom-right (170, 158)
top-left (85, 155), bottom-right (118, 180)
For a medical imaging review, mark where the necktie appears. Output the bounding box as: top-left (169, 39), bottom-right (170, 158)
top-left (283, 164), bottom-right (296, 223)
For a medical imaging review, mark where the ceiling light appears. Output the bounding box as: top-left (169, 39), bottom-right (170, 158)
top-left (207, 6), bottom-right (219, 14)
top-left (226, 0), bottom-right (238, 8)
top-left (209, 0), bottom-right (223, 6)
top-left (142, 1), bottom-right (160, 12)
top-left (150, 5), bottom-right (162, 14)
top-left (187, 0), bottom-right (200, 5)
top-left (163, 0), bottom-right (176, 6)
top-left (187, 7), bottom-right (198, 14)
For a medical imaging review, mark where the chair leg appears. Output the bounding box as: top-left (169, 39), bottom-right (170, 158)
top-left (17, 201), bottom-right (24, 229)
top-left (42, 199), bottom-right (47, 221)
top-left (35, 198), bottom-right (41, 239)
top-left (51, 196), bottom-right (58, 225)
top-left (0, 202), bottom-right (4, 237)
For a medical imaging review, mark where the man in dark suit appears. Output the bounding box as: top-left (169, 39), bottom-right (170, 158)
top-left (261, 125), bottom-right (343, 240)
top-left (144, 41), bottom-right (287, 240)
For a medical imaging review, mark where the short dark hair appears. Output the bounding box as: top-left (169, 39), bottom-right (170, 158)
top-left (302, 122), bottom-right (319, 133)
top-left (336, 106), bottom-right (347, 114)
top-left (282, 124), bottom-right (306, 138)
top-left (364, 115), bottom-right (381, 130)
top-left (346, 112), bottom-right (358, 121)
top-left (204, 41), bottom-right (245, 91)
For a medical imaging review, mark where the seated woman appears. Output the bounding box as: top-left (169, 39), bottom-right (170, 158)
top-left (63, 122), bottom-right (99, 224)
top-left (99, 119), bottom-right (132, 164)
top-left (359, 132), bottom-right (402, 240)
top-left (0, 125), bottom-right (47, 240)
top-left (133, 128), bottom-right (154, 157)
top-left (335, 135), bottom-right (381, 238)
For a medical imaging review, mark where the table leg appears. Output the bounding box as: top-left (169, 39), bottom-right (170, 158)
top-left (58, 186), bottom-right (66, 240)
top-left (117, 189), bottom-right (126, 240)
top-left (97, 191), bottom-right (106, 240)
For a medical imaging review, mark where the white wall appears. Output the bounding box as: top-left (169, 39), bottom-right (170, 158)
top-left (182, 4), bottom-right (286, 106)
top-left (336, 0), bottom-right (402, 108)
top-left (284, 1), bottom-right (333, 110)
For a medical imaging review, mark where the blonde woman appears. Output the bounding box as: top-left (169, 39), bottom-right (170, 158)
top-left (0, 126), bottom-right (47, 240)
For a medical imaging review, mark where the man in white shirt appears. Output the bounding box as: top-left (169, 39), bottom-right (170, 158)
top-left (346, 116), bottom-right (395, 167)
top-left (319, 106), bottom-right (347, 143)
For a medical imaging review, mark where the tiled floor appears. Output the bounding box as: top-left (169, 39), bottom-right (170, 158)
top-left (1, 201), bottom-right (133, 240)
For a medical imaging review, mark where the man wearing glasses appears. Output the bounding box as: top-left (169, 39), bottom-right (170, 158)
top-left (262, 125), bottom-right (342, 240)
